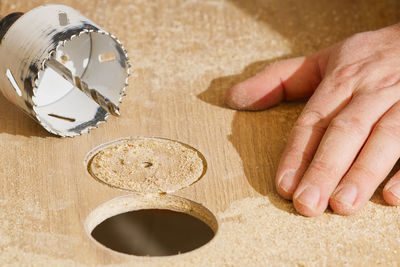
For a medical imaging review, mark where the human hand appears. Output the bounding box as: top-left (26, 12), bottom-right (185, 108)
top-left (226, 23), bottom-right (400, 216)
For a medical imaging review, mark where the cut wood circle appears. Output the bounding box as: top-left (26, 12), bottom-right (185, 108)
top-left (84, 137), bottom-right (207, 193)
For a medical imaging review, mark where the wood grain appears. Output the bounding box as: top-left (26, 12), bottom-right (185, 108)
top-left (0, 0), bottom-right (399, 265)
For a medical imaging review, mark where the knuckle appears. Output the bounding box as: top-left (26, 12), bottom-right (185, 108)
top-left (295, 110), bottom-right (327, 129)
top-left (323, 71), bottom-right (355, 97)
top-left (349, 32), bottom-right (366, 41)
top-left (284, 147), bottom-right (314, 167)
top-left (333, 63), bottom-right (361, 81)
top-left (346, 32), bottom-right (371, 47)
top-left (350, 164), bottom-right (377, 180)
top-left (353, 88), bottom-right (379, 99)
top-left (310, 158), bottom-right (339, 179)
top-left (379, 73), bottom-right (400, 88)
top-left (329, 116), bottom-right (367, 137)
top-left (374, 122), bottom-right (400, 142)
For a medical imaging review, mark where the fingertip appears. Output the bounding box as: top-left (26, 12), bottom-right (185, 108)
top-left (293, 199), bottom-right (324, 217)
top-left (292, 185), bottom-right (325, 217)
top-left (275, 183), bottom-right (293, 200)
top-left (329, 197), bottom-right (359, 215)
top-left (225, 83), bottom-right (251, 110)
top-left (382, 190), bottom-right (400, 206)
top-left (327, 184), bottom-right (360, 215)
top-left (225, 76), bottom-right (284, 111)
top-left (275, 170), bottom-right (298, 200)
top-left (383, 181), bottom-right (400, 206)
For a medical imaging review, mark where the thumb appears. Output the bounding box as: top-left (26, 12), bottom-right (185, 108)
top-left (226, 50), bottom-right (331, 111)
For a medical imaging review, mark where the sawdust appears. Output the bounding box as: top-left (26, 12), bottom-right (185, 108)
top-left (0, 197), bottom-right (84, 266)
top-left (0, 247), bottom-right (83, 267)
top-left (107, 193), bottom-right (400, 266)
top-left (2, 193), bottom-right (400, 266)
top-left (87, 137), bottom-right (206, 193)
top-left (0, 0), bottom-right (399, 265)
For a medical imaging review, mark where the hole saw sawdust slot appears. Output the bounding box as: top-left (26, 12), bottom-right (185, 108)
top-left (85, 137), bottom-right (207, 193)
top-left (85, 194), bottom-right (218, 257)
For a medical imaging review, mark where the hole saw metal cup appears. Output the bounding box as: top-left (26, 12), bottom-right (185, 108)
top-left (0, 4), bottom-right (130, 137)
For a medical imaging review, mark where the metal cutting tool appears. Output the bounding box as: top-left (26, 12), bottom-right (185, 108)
top-left (0, 4), bottom-right (130, 137)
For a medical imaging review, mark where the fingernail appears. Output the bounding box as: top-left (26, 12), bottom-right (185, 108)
top-left (295, 185), bottom-right (320, 209)
top-left (278, 170), bottom-right (296, 193)
top-left (387, 182), bottom-right (400, 200)
top-left (333, 184), bottom-right (357, 206)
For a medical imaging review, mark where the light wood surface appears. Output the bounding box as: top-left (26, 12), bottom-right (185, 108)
top-left (0, 0), bottom-right (399, 265)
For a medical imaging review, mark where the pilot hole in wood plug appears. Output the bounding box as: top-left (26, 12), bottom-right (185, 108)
top-left (141, 161), bottom-right (153, 168)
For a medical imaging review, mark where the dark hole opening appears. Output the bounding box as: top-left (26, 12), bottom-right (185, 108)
top-left (141, 161), bottom-right (153, 168)
top-left (91, 209), bottom-right (215, 256)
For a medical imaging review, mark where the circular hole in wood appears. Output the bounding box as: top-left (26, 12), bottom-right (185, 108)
top-left (85, 194), bottom-right (218, 257)
top-left (84, 137), bottom-right (207, 193)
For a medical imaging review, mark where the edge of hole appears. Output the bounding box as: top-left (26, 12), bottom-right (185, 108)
top-left (84, 193), bottom-right (218, 257)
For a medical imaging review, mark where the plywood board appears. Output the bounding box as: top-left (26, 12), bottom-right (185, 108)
top-left (0, 0), bottom-right (399, 265)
